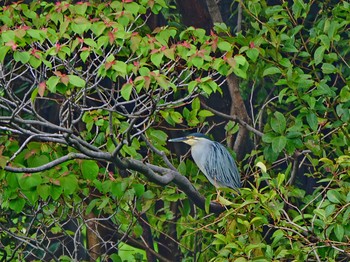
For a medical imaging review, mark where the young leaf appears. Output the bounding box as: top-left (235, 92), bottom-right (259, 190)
top-left (263, 66), bottom-right (281, 76)
top-left (170, 111), bottom-right (183, 124)
top-left (0, 46), bottom-right (10, 63)
top-left (68, 75), bottom-right (86, 88)
top-left (151, 52), bottom-right (164, 67)
top-left (198, 110), bottom-right (214, 117)
top-left (121, 83), bottom-right (133, 101)
top-left (217, 41), bottom-right (231, 52)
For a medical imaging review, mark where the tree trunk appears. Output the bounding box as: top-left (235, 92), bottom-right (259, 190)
top-left (178, 0), bottom-right (251, 160)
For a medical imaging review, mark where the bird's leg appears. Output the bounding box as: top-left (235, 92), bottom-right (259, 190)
top-left (215, 189), bottom-right (221, 202)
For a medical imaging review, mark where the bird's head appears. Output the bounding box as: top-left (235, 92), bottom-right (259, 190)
top-left (168, 133), bottom-right (210, 146)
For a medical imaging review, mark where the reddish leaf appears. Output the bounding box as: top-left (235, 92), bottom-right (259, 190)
top-left (105, 60), bottom-right (115, 70)
top-left (108, 31), bottom-right (115, 45)
top-left (38, 82), bottom-right (46, 97)
top-left (30, 48), bottom-right (41, 59)
top-left (144, 76), bottom-right (150, 90)
top-left (5, 41), bottom-right (18, 51)
top-left (181, 41), bottom-right (191, 48)
top-left (60, 74), bottom-right (69, 85)
top-left (55, 43), bottom-right (61, 53)
top-left (50, 178), bottom-right (61, 186)
top-left (53, 71), bottom-right (63, 77)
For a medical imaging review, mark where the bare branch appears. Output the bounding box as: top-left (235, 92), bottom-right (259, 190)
top-left (4, 153), bottom-right (92, 173)
top-left (200, 100), bottom-right (264, 137)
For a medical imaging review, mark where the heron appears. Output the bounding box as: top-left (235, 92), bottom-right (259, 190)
top-left (169, 133), bottom-right (241, 199)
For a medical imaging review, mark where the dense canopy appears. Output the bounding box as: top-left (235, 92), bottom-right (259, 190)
top-left (0, 0), bottom-right (349, 261)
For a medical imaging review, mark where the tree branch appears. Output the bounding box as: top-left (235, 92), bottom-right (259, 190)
top-left (200, 100), bottom-right (264, 137)
top-left (4, 153), bottom-right (92, 173)
top-left (4, 146), bottom-right (225, 214)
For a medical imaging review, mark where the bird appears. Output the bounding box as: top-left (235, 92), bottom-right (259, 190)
top-left (169, 133), bottom-right (241, 199)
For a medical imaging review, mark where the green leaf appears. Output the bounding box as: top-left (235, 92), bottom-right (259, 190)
top-left (6, 173), bottom-right (20, 188)
top-left (85, 198), bottom-right (99, 214)
top-left (339, 86), bottom-right (350, 102)
top-left (51, 185), bottom-right (63, 200)
top-left (169, 111), bottom-right (183, 124)
top-left (110, 254), bottom-right (122, 262)
top-left (314, 46), bottom-right (325, 65)
top-left (272, 136), bottom-right (287, 153)
top-left (192, 97), bottom-right (200, 110)
top-left (58, 175), bottom-right (78, 195)
top-left (279, 58), bottom-right (292, 68)
top-left (74, 3), bottom-right (87, 15)
top-left (27, 29), bottom-right (45, 42)
top-left (19, 174), bottom-right (42, 190)
top-left (318, 34), bottom-right (330, 49)
top-left (263, 66), bottom-right (281, 76)
top-left (0, 46), bottom-right (10, 63)
top-left (84, 38), bottom-right (97, 48)
top-left (271, 112), bottom-right (286, 134)
top-left (198, 110), bottom-right (214, 117)
top-left (80, 50), bottom-right (90, 63)
top-left (121, 83), bottom-right (133, 101)
top-left (256, 161), bottom-right (267, 173)
top-left (277, 173), bottom-right (285, 187)
top-left (187, 81), bottom-right (197, 93)
top-left (133, 184), bottom-right (145, 197)
top-left (149, 129), bottom-right (167, 143)
top-left (133, 224), bottom-right (143, 238)
top-left (97, 196), bottom-right (110, 210)
top-left (124, 2), bottom-right (141, 15)
top-left (68, 75), bottom-right (86, 88)
top-left (246, 48), bottom-right (259, 62)
top-left (192, 56), bottom-right (204, 68)
top-left (9, 198), bottom-right (26, 213)
top-left (37, 184), bottom-right (51, 201)
top-left (14, 51), bottom-right (30, 63)
top-left (1, 30), bottom-right (15, 42)
top-left (81, 160), bottom-right (99, 180)
top-left (23, 190), bottom-right (38, 205)
top-left (217, 41), bottom-right (231, 52)
top-left (91, 22), bottom-right (106, 37)
top-left (321, 63), bottom-right (336, 74)
top-left (114, 61), bottom-right (127, 77)
top-left (226, 55), bottom-right (249, 78)
top-left (46, 76), bottom-right (59, 93)
top-left (151, 52), bottom-right (164, 67)
top-left (29, 56), bottom-right (42, 68)
top-left (27, 155), bottom-right (50, 168)
top-left (334, 224), bottom-right (344, 241)
top-left (111, 182), bottom-right (126, 198)
top-left (262, 132), bottom-right (277, 143)
top-left (327, 189), bottom-right (342, 204)
top-left (306, 112), bottom-right (318, 131)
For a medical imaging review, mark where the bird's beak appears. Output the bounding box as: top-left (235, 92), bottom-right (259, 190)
top-left (168, 137), bottom-right (187, 143)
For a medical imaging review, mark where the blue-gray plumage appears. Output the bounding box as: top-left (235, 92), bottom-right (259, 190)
top-left (169, 133), bottom-right (241, 191)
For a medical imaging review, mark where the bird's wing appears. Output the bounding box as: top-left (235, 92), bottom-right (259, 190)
top-left (204, 141), bottom-right (241, 189)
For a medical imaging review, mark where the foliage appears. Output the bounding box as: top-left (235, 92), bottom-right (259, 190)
top-left (0, 0), bottom-right (349, 261)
